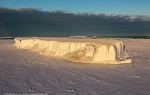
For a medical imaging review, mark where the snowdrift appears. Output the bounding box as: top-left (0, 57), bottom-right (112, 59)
top-left (14, 37), bottom-right (131, 64)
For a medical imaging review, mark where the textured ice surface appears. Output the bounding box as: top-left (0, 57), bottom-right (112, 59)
top-left (0, 39), bottom-right (150, 95)
top-left (14, 37), bottom-right (131, 64)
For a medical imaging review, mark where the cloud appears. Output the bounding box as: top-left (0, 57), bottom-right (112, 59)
top-left (0, 7), bottom-right (150, 37)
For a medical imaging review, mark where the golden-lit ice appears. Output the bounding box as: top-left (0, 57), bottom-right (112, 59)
top-left (14, 37), bottom-right (132, 64)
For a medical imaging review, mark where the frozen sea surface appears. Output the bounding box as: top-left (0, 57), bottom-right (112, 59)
top-left (0, 39), bottom-right (150, 95)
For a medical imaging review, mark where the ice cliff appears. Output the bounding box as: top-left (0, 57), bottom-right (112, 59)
top-left (14, 37), bottom-right (132, 64)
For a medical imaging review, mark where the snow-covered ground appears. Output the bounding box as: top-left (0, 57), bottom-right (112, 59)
top-left (0, 39), bottom-right (150, 95)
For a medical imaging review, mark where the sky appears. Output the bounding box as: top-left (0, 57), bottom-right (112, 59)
top-left (0, 0), bottom-right (150, 37)
top-left (1, 0), bottom-right (150, 15)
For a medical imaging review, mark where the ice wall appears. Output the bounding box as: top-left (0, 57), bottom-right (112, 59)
top-left (14, 37), bottom-right (132, 64)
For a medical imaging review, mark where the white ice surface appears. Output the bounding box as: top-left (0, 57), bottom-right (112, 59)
top-left (0, 39), bottom-right (150, 95)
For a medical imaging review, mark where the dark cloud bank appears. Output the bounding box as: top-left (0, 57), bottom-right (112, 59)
top-left (0, 7), bottom-right (150, 37)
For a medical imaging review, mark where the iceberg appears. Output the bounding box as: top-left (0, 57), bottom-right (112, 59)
top-left (14, 37), bottom-right (132, 64)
